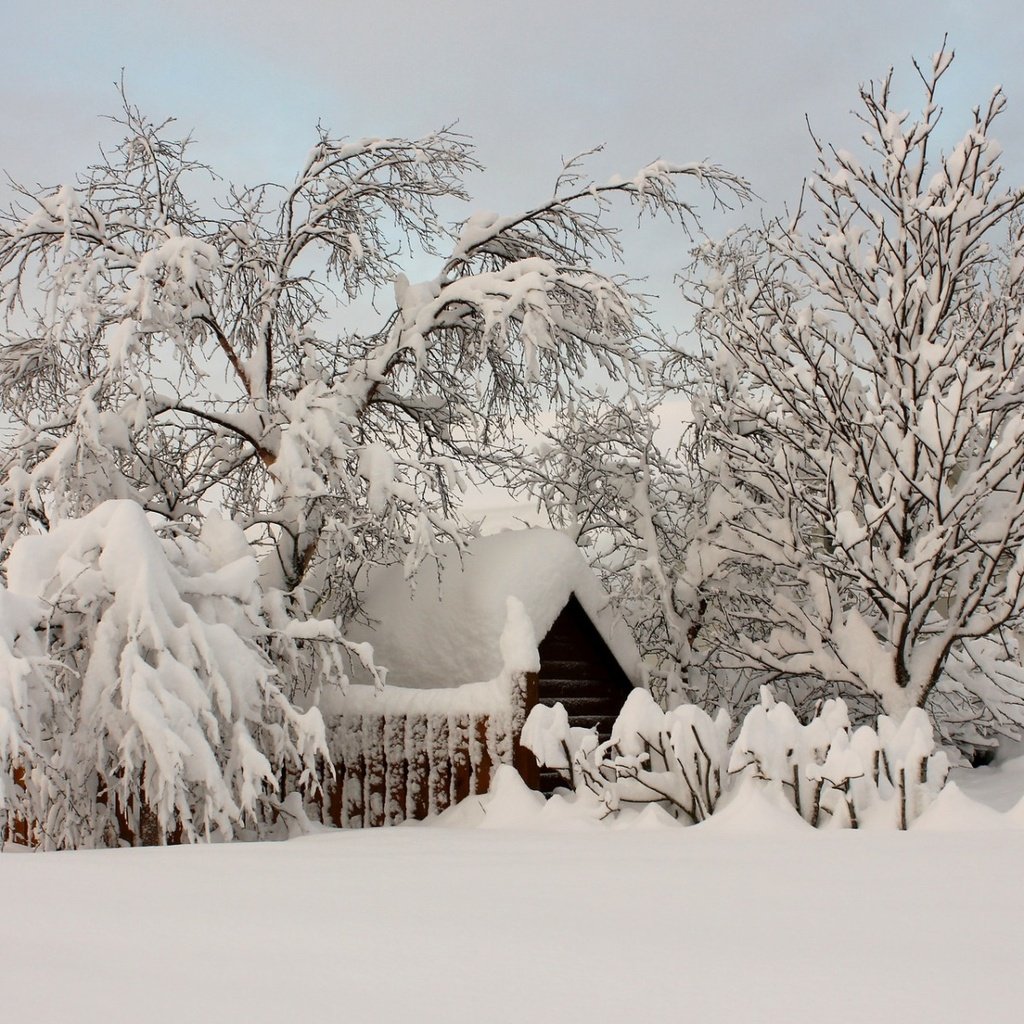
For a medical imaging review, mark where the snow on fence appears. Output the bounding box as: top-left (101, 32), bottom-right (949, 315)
top-left (318, 669), bottom-right (539, 828)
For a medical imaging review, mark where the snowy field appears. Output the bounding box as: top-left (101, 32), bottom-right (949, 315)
top-left (4, 760), bottom-right (1024, 1024)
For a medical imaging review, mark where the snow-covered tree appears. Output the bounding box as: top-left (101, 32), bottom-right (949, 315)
top-left (1, 500), bottom-right (334, 849)
top-left (0, 91), bottom-right (749, 844)
top-left (0, 93), bottom-right (749, 619)
top-left (685, 45), bottom-right (1024, 754)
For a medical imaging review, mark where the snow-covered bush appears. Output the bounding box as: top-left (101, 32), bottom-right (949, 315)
top-left (728, 687), bottom-right (853, 826)
top-left (520, 702), bottom-right (600, 790)
top-left (526, 688), bottom-right (730, 823)
top-left (525, 687), bottom-right (949, 829)
top-left (729, 688), bottom-right (948, 829)
top-left (1, 500), bottom-right (331, 849)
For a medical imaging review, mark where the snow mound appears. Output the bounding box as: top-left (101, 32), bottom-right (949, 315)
top-left (435, 770), bottom-right (820, 834)
top-left (434, 765), bottom-right (545, 828)
top-left (912, 781), bottom-right (1014, 832)
top-left (434, 766), bottom-right (609, 830)
top-left (346, 529), bottom-right (642, 688)
top-left (477, 766), bottom-right (547, 829)
top-left (431, 793), bottom-right (489, 828)
top-left (612, 801), bottom-right (680, 831)
top-left (952, 752), bottom-right (1024, 812)
top-left (538, 791), bottom-right (606, 830)
top-left (693, 777), bottom-right (814, 835)
top-left (428, 758), bottom-right (1024, 834)
top-left (1002, 792), bottom-right (1024, 828)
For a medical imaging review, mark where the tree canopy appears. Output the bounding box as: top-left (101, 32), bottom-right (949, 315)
top-left (0, 91), bottom-right (749, 846)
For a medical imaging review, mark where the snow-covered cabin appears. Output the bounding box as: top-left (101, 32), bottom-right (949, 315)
top-left (320, 530), bottom-right (643, 824)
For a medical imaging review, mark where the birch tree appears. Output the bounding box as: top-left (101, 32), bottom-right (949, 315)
top-left (687, 45), bottom-right (1024, 753)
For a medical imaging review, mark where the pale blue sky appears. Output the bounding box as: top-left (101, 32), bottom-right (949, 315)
top-left (3, 1), bottom-right (1022, 315)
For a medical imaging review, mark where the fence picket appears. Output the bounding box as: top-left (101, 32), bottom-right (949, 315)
top-left (384, 716), bottom-right (408, 826)
top-left (452, 713), bottom-right (471, 804)
top-left (430, 716), bottom-right (452, 814)
top-left (406, 714), bottom-right (430, 821)
top-left (473, 715), bottom-right (493, 794)
top-left (364, 713), bottom-right (386, 828)
top-left (341, 714), bottom-right (365, 828)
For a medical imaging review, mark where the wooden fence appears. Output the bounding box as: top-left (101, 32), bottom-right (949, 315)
top-left (2, 672), bottom-right (542, 845)
top-left (317, 670), bottom-right (539, 828)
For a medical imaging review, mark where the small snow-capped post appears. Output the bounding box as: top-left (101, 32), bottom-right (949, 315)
top-left (499, 597), bottom-right (543, 789)
top-left (683, 41), bottom-right (1024, 757)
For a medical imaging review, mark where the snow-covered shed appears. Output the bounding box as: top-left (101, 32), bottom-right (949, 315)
top-left (320, 530), bottom-right (643, 824)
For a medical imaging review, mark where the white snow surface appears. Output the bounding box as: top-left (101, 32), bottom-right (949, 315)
top-left (344, 528), bottom-right (643, 689)
top-left (4, 756), bottom-right (1024, 1024)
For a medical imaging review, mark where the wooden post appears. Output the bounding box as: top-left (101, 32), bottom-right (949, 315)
top-left (7, 764), bottom-right (30, 847)
top-left (305, 755), bottom-right (327, 825)
top-left (473, 715), bottom-right (493, 794)
top-left (406, 714), bottom-right (430, 821)
top-left (452, 713), bottom-right (471, 804)
top-left (324, 721), bottom-right (344, 827)
top-left (364, 714), bottom-right (386, 828)
top-left (429, 716), bottom-right (451, 814)
top-left (327, 763), bottom-right (345, 828)
top-left (114, 794), bottom-right (136, 846)
top-left (341, 715), bottom-right (365, 828)
top-left (511, 670), bottom-right (540, 790)
top-left (137, 763), bottom-right (161, 847)
top-left (491, 707), bottom-right (512, 768)
top-left (384, 716), bottom-right (408, 826)
top-left (139, 802), bottom-right (163, 847)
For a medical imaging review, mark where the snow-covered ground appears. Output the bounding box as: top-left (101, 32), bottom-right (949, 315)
top-left (4, 760), bottom-right (1024, 1024)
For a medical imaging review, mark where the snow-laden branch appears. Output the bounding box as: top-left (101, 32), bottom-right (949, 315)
top-left (0, 98), bottom-right (748, 604)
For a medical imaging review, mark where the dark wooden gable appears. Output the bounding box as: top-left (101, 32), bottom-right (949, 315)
top-left (534, 594), bottom-right (636, 791)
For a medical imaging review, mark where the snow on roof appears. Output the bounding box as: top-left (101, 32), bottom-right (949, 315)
top-left (344, 529), bottom-right (643, 690)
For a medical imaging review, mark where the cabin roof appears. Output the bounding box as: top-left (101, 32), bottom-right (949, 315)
top-left (344, 529), bottom-right (643, 689)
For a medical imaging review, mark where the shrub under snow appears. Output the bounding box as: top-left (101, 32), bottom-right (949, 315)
top-left (525, 686), bottom-right (949, 829)
top-left (0, 500), bottom-right (331, 849)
